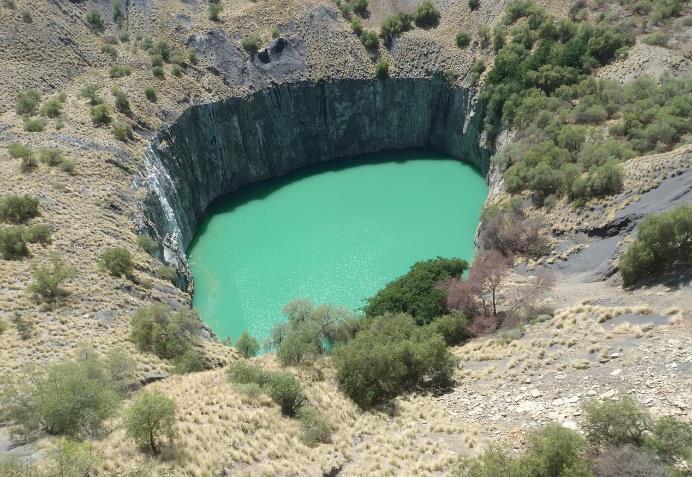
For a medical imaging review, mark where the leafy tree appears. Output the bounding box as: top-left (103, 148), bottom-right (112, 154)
top-left (28, 253), bottom-right (76, 303)
top-left (644, 415), bottom-right (692, 467)
top-left (364, 257), bottom-right (467, 324)
top-left (582, 396), bottom-right (652, 447)
top-left (16, 89), bottom-right (41, 115)
top-left (130, 303), bottom-right (200, 360)
top-left (619, 205), bottom-right (692, 286)
top-left (413, 0), bottom-right (440, 28)
top-left (430, 311), bottom-right (470, 345)
top-left (235, 330), bottom-right (259, 358)
top-left (99, 246), bottom-right (132, 277)
top-left (125, 391), bottom-right (177, 454)
top-left (0, 194), bottom-right (39, 223)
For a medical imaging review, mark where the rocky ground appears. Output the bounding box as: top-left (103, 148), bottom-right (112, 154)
top-left (0, 0), bottom-right (690, 475)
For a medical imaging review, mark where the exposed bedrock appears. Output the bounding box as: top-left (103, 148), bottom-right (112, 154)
top-left (137, 77), bottom-right (490, 284)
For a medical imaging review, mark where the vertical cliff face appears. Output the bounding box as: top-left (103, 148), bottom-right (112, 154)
top-left (137, 77), bottom-right (490, 282)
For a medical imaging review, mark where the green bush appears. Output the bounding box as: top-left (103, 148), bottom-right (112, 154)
top-left (413, 0), bottom-right (440, 28)
top-left (351, 16), bottom-right (364, 35)
top-left (173, 349), bottom-right (205, 374)
top-left (7, 142), bottom-right (32, 161)
top-left (112, 120), bottom-right (132, 141)
top-left (117, 30), bottom-right (130, 42)
top-left (644, 31), bottom-right (670, 46)
top-left (156, 265), bottom-right (177, 282)
top-left (151, 65), bottom-right (165, 78)
top-left (468, 0), bottom-right (480, 10)
top-left (380, 13), bottom-right (413, 39)
top-left (277, 321), bottom-right (323, 365)
top-left (360, 29), bottom-right (379, 50)
top-left (351, 0), bottom-right (368, 14)
top-left (101, 43), bottom-right (117, 57)
top-left (150, 53), bottom-right (163, 67)
top-left (99, 246), bottom-right (133, 277)
top-left (364, 257), bottom-right (467, 324)
top-left (375, 60), bottom-right (389, 79)
top-left (136, 234), bottom-right (158, 253)
top-left (38, 147), bottom-right (63, 166)
top-left (90, 104), bottom-right (111, 125)
top-left (80, 84), bottom-right (103, 105)
top-left (582, 396), bottom-right (651, 447)
top-left (60, 158), bottom-right (76, 175)
top-left (0, 350), bottom-right (131, 437)
top-left (23, 224), bottom-right (51, 244)
top-left (333, 313), bottom-right (456, 408)
top-left (644, 415), bottom-right (692, 466)
top-left (298, 406), bottom-right (333, 446)
top-left (112, 86), bottom-right (130, 113)
top-left (171, 64), bottom-right (182, 77)
top-left (187, 49), bottom-right (198, 64)
top-left (0, 227), bottom-right (28, 259)
top-left (235, 330), bottom-right (259, 358)
top-left (130, 303), bottom-right (200, 360)
top-left (208, 2), bottom-right (223, 21)
top-left (48, 438), bottom-right (99, 476)
top-left (86, 9), bottom-right (104, 32)
top-left (0, 319), bottom-right (7, 335)
top-left (241, 33), bottom-right (262, 55)
top-left (109, 65), bottom-right (131, 78)
top-left (619, 205), bottom-right (692, 286)
top-left (40, 97), bottom-right (63, 118)
top-left (227, 362), bottom-right (304, 416)
top-left (430, 311), bottom-right (470, 345)
top-left (456, 32), bottom-right (471, 48)
top-left (16, 89), bottom-right (41, 115)
top-left (144, 86), bottom-right (157, 102)
top-left (29, 253), bottom-right (76, 303)
top-left (22, 116), bottom-right (47, 132)
top-left (125, 391), bottom-right (177, 454)
top-left (0, 194), bottom-right (39, 223)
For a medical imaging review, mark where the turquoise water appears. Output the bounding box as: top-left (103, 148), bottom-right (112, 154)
top-left (187, 149), bottom-right (487, 345)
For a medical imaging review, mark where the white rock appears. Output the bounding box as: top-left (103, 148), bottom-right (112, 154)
top-left (530, 389), bottom-right (542, 398)
top-left (610, 353), bottom-right (621, 358)
top-left (562, 421), bottom-right (579, 431)
top-left (610, 369), bottom-right (622, 376)
top-left (600, 390), bottom-right (616, 399)
top-left (568, 395), bottom-right (580, 404)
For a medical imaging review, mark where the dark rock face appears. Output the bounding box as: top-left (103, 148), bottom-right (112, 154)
top-left (137, 78), bottom-right (490, 283)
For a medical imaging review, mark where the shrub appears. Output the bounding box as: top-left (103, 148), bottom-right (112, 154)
top-left (643, 415), bottom-right (692, 466)
top-left (112, 87), bottom-right (130, 113)
top-left (360, 29), bottom-right (379, 50)
top-left (351, 16), bottom-right (363, 35)
top-left (170, 52), bottom-right (184, 65)
top-left (241, 33), bottom-right (262, 55)
top-left (136, 234), bottom-right (158, 253)
top-left (208, 2), bottom-right (223, 21)
top-left (22, 116), bottom-right (47, 132)
top-left (430, 311), bottom-right (470, 345)
top-left (99, 246), bottom-right (133, 277)
top-left (117, 30), bottom-right (130, 42)
top-left (468, 0), bottom-right (480, 10)
top-left (80, 84), bottom-right (102, 105)
top-left (619, 205), bottom-right (692, 286)
top-left (37, 147), bottom-right (62, 166)
top-left (364, 257), bottom-right (467, 324)
top-left (592, 445), bottom-right (670, 477)
top-left (150, 53), bottom-right (163, 67)
top-left (333, 313), bottom-right (455, 408)
top-left (57, 157), bottom-right (75, 174)
top-left (109, 65), bottom-right (131, 78)
top-left (380, 13), bottom-right (413, 39)
top-left (48, 438), bottom-right (99, 476)
top-left (477, 23), bottom-right (491, 47)
top-left (125, 391), bottom-right (177, 454)
top-left (7, 142), bottom-right (32, 161)
top-left (413, 0), bottom-right (440, 28)
top-left (130, 303), bottom-right (200, 360)
top-left (86, 9), bottom-right (104, 32)
top-left (375, 60), bottom-right (389, 79)
top-left (16, 89), bottom-right (41, 115)
top-left (156, 265), bottom-right (177, 282)
top-left (267, 371), bottom-right (304, 416)
top-left (582, 396), bottom-right (652, 447)
top-left (187, 49), bottom-right (198, 64)
top-left (144, 86), bottom-right (157, 102)
top-left (29, 253), bottom-right (76, 303)
top-left (643, 32), bottom-right (669, 46)
top-left (10, 313), bottom-right (34, 340)
top-left (351, 0), bottom-right (368, 14)
top-left (23, 224), bottom-right (51, 244)
top-left (277, 321), bottom-right (323, 365)
top-left (227, 362), bottom-right (304, 416)
top-left (0, 194), bottom-right (39, 223)
top-left (151, 65), bottom-right (165, 78)
top-left (172, 349), bottom-right (205, 374)
top-left (40, 97), bottom-right (63, 118)
top-left (0, 227), bottom-right (29, 259)
top-left (90, 104), bottom-right (111, 125)
top-left (0, 319), bottom-right (7, 335)
top-left (235, 330), bottom-right (260, 358)
top-left (101, 43), bottom-right (117, 57)
top-left (298, 406), bottom-right (333, 446)
top-left (112, 120), bottom-right (132, 141)
top-left (0, 351), bottom-right (127, 437)
top-left (171, 64), bottom-right (182, 77)
top-left (456, 32), bottom-right (471, 48)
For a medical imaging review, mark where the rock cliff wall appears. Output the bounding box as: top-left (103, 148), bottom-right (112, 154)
top-left (137, 77), bottom-right (490, 282)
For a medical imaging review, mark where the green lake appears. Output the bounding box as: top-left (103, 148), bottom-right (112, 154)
top-left (187, 149), bottom-right (487, 345)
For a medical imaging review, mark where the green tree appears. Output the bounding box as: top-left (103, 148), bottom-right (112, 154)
top-left (267, 372), bottom-right (304, 416)
top-left (99, 246), bottom-right (133, 277)
top-left (582, 395), bottom-right (652, 447)
top-left (235, 330), bottom-right (259, 358)
top-left (48, 438), bottom-right (99, 477)
top-left (28, 253), bottom-right (77, 303)
top-left (0, 194), bottom-right (39, 223)
top-left (130, 303), bottom-right (200, 361)
top-left (364, 257), bottom-right (467, 324)
top-left (125, 391), bottom-right (177, 454)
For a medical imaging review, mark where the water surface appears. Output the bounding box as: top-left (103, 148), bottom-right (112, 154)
top-left (188, 149), bottom-right (487, 344)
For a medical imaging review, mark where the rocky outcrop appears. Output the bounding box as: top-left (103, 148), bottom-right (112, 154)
top-left (137, 77), bottom-right (490, 285)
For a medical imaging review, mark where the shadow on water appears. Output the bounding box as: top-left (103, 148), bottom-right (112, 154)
top-left (188, 147), bottom-right (478, 253)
